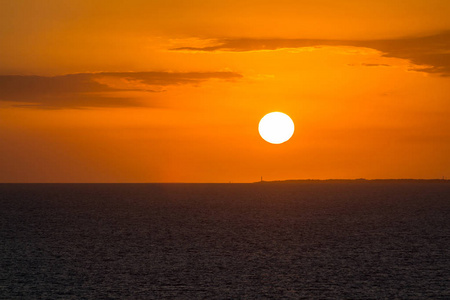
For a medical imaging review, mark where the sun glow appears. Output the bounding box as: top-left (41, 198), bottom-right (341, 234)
top-left (258, 112), bottom-right (295, 144)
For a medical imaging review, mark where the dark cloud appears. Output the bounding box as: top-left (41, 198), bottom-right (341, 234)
top-left (0, 71), bottom-right (242, 109)
top-left (360, 63), bottom-right (391, 67)
top-left (173, 32), bottom-right (450, 76)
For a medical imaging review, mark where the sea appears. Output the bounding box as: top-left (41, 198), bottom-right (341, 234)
top-left (1, 181), bottom-right (449, 299)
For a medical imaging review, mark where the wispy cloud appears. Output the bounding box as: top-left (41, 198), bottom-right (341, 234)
top-left (360, 63), bottom-right (391, 67)
top-left (0, 71), bottom-right (242, 109)
top-left (172, 32), bottom-right (450, 76)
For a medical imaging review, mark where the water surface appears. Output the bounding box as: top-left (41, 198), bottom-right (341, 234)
top-left (1, 181), bottom-right (449, 299)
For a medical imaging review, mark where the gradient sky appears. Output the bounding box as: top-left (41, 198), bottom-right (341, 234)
top-left (1, 0), bottom-right (449, 182)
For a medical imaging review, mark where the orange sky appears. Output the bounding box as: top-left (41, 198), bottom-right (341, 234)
top-left (1, 0), bottom-right (449, 182)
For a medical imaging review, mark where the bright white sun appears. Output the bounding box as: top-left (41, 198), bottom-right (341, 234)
top-left (258, 112), bottom-right (295, 144)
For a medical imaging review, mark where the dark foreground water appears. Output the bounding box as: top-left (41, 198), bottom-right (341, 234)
top-left (0, 181), bottom-right (449, 299)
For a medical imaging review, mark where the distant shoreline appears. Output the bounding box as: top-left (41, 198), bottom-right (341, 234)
top-left (254, 179), bottom-right (449, 184)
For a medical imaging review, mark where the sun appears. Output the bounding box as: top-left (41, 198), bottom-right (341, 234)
top-left (258, 112), bottom-right (295, 144)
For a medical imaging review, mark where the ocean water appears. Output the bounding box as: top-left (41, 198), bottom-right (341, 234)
top-left (0, 181), bottom-right (449, 299)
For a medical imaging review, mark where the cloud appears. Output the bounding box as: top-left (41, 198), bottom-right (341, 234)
top-left (360, 63), bottom-right (391, 67)
top-left (0, 71), bottom-right (242, 109)
top-left (172, 32), bottom-right (450, 76)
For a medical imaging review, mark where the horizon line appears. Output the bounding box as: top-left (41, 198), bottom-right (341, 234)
top-left (0, 178), bottom-right (448, 184)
